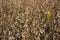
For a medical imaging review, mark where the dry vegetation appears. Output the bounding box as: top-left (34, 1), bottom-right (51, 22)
top-left (0, 0), bottom-right (60, 40)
